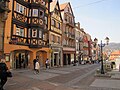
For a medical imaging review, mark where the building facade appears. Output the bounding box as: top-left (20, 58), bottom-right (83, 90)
top-left (60, 2), bottom-right (76, 65)
top-left (4, 0), bottom-right (50, 69)
top-left (82, 32), bottom-right (89, 62)
top-left (49, 0), bottom-right (63, 67)
top-left (75, 22), bottom-right (84, 64)
top-left (0, 0), bottom-right (10, 59)
top-left (86, 33), bottom-right (92, 62)
top-left (1, 0), bottom-right (94, 69)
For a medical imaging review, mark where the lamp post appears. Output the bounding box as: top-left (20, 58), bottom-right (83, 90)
top-left (98, 37), bottom-right (109, 74)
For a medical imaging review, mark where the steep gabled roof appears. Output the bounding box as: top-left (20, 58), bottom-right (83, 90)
top-left (59, 2), bottom-right (68, 11)
top-left (50, 0), bottom-right (63, 21)
top-left (50, 0), bottom-right (57, 12)
top-left (60, 2), bottom-right (74, 17)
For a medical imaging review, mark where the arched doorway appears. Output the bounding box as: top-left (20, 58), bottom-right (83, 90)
top-left (10, 50), bottom-right (32, 69)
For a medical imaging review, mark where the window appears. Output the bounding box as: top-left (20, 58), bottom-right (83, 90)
top-left (51, 19), bottom-right (54, 26)
top-left (45, 17), bottom-right (48, 29)
top-left (51, 19), bottom-right (56, 27)
top-left (43, 34), bottom-right (45, 40)
top-left (20, 28), bottom-right (24, 37)
top-left (39, 10), bottom-right (44, 17)
top-left (67, 7), bottom-right (69, 12)
top-left (57, 37), bottom-right (60, 43)
top-left (32, 29), bottom-right (37, 37)
top-left (64, 14), bottom-right (67, 21)
top-left (16, 27), bottom-right (24, 37)
top-left (53, 20), bottom-right (56, 27)
top-left (16, 3), bottom-right (24, 14)
top-left (29, 9), bottom-right (31, 17)
top-left (58, 23), bottom-right (60, 29)
top-left (39, 30), bottom-right (42, 38)
top-left (28, 29), bottom-right (31, 38)
top-left (32, 9), bottom-right (38, 17)
top-left (20, 5), bottom-right (23, 13)
top-left (67, 16), bottom-right (69, 22)
top-left (45, 16), bottom-right (48, 24)
top-left (16, 28), bottom-right (20, 35)
top-left (51, 34), bottom-right (54, 42)
top-left (16, 3), bottom-right (19, 12)
top-left (66, 40), bottom-right (68, 45)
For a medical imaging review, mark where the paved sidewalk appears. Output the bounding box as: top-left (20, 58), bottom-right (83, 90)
top-left (90, 69), bottom-right (120, 90)
top-left (110, 69), bottom-right (120, 79)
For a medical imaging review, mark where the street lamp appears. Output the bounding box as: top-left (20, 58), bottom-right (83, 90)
top-left (98, 37), bottom-right (109, 74)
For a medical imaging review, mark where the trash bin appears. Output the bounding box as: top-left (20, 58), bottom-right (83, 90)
top-left (104, 61), bottom-right (112, 71)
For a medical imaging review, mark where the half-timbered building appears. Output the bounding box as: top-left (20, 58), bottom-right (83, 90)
top-left (4, 0), bottom-right (50, 69)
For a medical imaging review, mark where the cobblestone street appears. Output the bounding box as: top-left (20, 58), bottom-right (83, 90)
top-left (5, 64), bottom-right (120, 90)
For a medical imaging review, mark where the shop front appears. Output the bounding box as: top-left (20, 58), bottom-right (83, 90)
top-left (63, 49), bottom-right (76, 65)
top-left (50, 46), bottom-right (63, 67)
top-left (10, 50), bottom-right (31, 69)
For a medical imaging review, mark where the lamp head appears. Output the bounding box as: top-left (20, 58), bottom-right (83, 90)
top-left (94, 38), bottom-right (98, 43)
top-left (105, 37), bottom-right (109, 45)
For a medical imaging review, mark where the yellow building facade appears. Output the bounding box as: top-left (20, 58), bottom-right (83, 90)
top-left (49, 0), bottom-right (63, 67)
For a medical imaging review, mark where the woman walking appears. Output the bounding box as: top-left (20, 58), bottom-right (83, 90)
top-left (35, 60), bottom-right (40, 74)
top-left (0, 59), bottom-right (8, 90)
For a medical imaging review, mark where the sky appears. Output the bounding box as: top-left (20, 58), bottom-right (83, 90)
top-left (59, 0), bottom-right (120, 43)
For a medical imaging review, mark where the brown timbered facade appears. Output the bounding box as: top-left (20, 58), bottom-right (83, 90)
top-left (4, 0), bottom-right (50, 69)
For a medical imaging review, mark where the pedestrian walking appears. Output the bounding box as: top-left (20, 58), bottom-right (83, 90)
top-left (35, 60), bottom-right (40, 74)
top-left (45, 58), bottom-right (49, 69)
top-left (0, 59), bottom-right (8, 90)
top-left (33, 58), bottom-right (37, 70)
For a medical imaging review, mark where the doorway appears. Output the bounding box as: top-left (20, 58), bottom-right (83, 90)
top-left (15, 51), bottom-right (29, 69)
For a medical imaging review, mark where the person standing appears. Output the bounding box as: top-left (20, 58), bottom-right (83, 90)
top-left (0, 59), bottom-right (8, 90)
top-left (35, 60), bottom-right (40, 74)
top-left (45, 58), bottom-right (49, 69)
